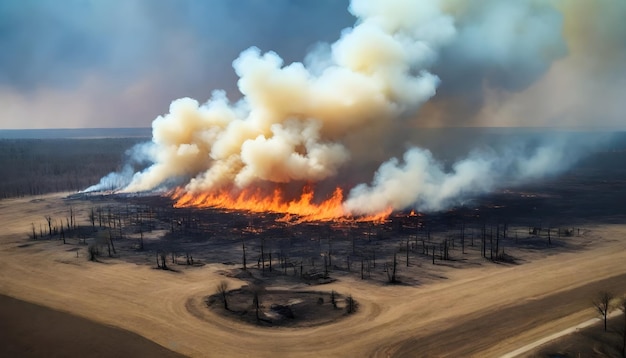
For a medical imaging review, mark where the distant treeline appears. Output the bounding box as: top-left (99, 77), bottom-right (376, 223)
top-left (0, 138), bottom-right (146, 199)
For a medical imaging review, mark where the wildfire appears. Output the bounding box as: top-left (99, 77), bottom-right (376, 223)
top-left (172, 186), bottom-right (391, 222)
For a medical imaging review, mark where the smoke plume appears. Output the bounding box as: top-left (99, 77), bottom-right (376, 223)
top-left (87, 0), bottom-right (617, 215)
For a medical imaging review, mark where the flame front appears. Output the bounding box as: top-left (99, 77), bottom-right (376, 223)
top-left (172, 186), bottom-right (390, 222)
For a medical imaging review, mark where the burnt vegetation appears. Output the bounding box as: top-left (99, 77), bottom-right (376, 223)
top-left (205, 286), bottom-right (357, 328)
top-left (9, 134), bottom-right (626, 331)
top-left (25, 189), bottom-right (590, 288)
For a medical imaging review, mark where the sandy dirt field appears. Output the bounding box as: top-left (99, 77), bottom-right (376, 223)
top-left (0, 293), bottom-right (184, 358)
top-left (1, 192), bottom-right (626, 357)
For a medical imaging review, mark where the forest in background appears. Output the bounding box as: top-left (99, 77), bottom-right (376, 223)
top-left (0, 138), bottom-right (144, 198)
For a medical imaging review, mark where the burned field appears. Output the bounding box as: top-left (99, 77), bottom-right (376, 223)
top-left (47, 149), bottom-right (626, 291)
top-left (4, 137), bottom-right (626, 356)
top-left (18, 168), bottom-right (619, 333)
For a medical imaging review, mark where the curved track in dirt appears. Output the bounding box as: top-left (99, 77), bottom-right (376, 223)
top-left (1, 194), bottom-right (626, 357)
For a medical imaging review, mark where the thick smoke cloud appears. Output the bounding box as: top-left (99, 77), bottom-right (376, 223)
top-left (414, 0), bottom-right (568, 127)
top-left (473, 0), bottom-right (626, 127)
top-left (344, 133), bottom-right (606, 213)
top-left (85, 0), bottom-right (623, 215)
top-left (117, 0), bottom-right (454, 196)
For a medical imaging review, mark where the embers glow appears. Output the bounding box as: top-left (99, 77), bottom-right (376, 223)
top-left (172, 186), bottom-right (391, 223)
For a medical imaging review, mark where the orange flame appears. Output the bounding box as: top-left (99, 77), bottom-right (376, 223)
top-left (171, 185), bottom-right (391, 222)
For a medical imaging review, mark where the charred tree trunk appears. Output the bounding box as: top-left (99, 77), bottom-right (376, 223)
top-left (108, 231), bottom-right (116, 254)
top-left (392, 253), bottom-right (397, 283)
top-left (253, 291), bottom-right (260, 321)
top-left (324, 255), bottom-right (329, 279)
top-left (461, 222), bottom-right (465, 254)
top-left (547, 227), bottom-right (552, 246)
top-left (406, 238), bottom-right (410, 267)
top-left (260, 240), bottom-right (265, 273)
top-left (242, 241), bottom-right (247, 270)
top-left (361, 259), bottom-right (364, 279)
top-left (328, 238), bottom-right (332, 267)
top-left (217, 281), bottom-right (229, 311)
top-left (89, 207), bottom-right (96, 229)
top-left (45, 216), bottom-right (52, 237)
top-left (489, 227), bottom-right (493, 261)
top-left (495, 225), bottom-right (500, 260)
top-left (482, 223), bottom-right (486, 258)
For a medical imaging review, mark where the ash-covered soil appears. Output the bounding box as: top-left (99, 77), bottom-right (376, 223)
top-left (205, 285), bottom-right (356, 328)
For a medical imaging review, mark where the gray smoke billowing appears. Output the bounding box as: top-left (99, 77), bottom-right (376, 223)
top-left (86, 0), bottom-right (621, 215)
top-left (344, 132), bottom-right (609, 213)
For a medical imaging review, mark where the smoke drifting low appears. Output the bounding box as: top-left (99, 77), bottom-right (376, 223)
top-left (344, 133), bottom-right (605, 214)
top-left (88, 0), bottom-right (616, 216)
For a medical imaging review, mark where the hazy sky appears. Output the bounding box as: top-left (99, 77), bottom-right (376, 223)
top-left (1, 0), bottom-right (625, 129)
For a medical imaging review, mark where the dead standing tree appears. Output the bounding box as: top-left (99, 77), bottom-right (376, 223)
top-left (242, 240), bottom-right (247, 270)
top-left (252, 286), bottom-right (264, 322)
top-left (386, 253), bottom-right (398, 284)
top-left (593, 291), bottom-right (614, 332)
top-left (156, 252), bottom-right (168, 270)
top-left (217, 280), bottom-right (229, 310)
top-left (346, 295), bottom-right (357, 314)
top-left (45, 215), bottom-right (52, 236)
top-left (88, 207), bottom-right (96, 230)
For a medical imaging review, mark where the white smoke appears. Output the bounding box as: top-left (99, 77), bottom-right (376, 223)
top-left (113, 0), bottom-right (455, 195)
top-left (83, 164), bottom-right (135, 193)
top-left (88, 0), bottom-right (614, 215)
top-left (343, 135), bottom-right (597, 214)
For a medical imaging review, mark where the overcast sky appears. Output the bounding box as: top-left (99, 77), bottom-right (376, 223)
top-left (1, 0), bottom-right (625, 129)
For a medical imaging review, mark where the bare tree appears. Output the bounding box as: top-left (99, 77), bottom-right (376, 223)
top-left (593, 291), bottom-right (614, 332)
top-left (86, 207), bottom-right (95, 230)
top-left (217, 280), bottom-right (229, 310)
top-left (108, 230), bottom-right (116, 255)
top-left (252, 287), bottom-right (262, 322)
top-left (242, 241), bottom-right (247, 270)
top-left (386, 253), bottom-right (398, 283)
top-left (330, 290), bottom-right (337, 309)
top-left (346, 295), bottom-right (357, 314)
top-left (461, 221), bottom-right (465, 254)
top-left (87, 243), bottom-right (99, 262)
top-left (138, 227), bottom-right (144, 250)
top-left (260, 239), bottom-right (265, 273)
top-left (69, 206), bottom-right (75, 230)
top-left (406, 238), bottom-right (410, 267)
top-left (45, 215), bottom-right (52, 236)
